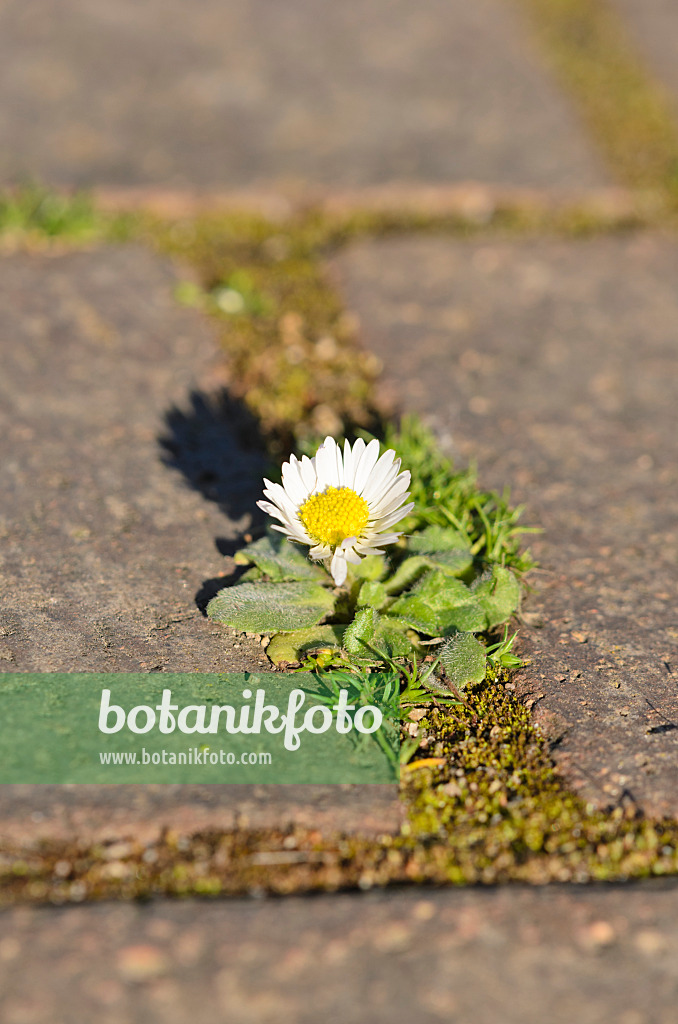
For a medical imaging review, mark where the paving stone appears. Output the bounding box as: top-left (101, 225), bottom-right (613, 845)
top-left (611, 0), bottom-right (678, 109)
top-left (0, 245), bottom-right (266, 675)
top-left (0, 882), bottom-right (677, 1022)
top-left (332, 234), bottom-right (678, 818)
top-left (0, 0), bottom-right (607, 189)
top-left (0, 245), bottom-right (399, 841)
top-left (0, 785), bottom-right (399, 846)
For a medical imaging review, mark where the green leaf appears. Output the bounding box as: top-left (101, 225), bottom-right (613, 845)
top-left (382, 556), bottom-right (430, 595)
top-left (266, 625), bottom-right (346, 666)
top-left (233, 530), bottom-right (325, 582)
top-left (343, 607), bottom-right (378, 656)
top-left (407, 524), bottom-right (469, 553)
top-left (371, 626), bottom-right (414, 659)
top-left (353, 555), bottom-right (388, 581)
top-left (388, 571), bottom-right (486, 634)
top-left (426, 548), bottom-right (473, 576)
top-left (207, 581), bottom-right (335, 633)
top-left (357, 580), bottom-right (388, 610)
top-left (384, 595), bottom-right (440, 635)
top-left (406, 525), bottom-right (473, 576)
top-left (440, 632), bottom-right (487, 690)
top-left (437, 602), bottom-right (486, 633)
top-left (238, 566), bottom-right (264, 582)
top-left (409, 571), bottom-right (471, 608)
top-left (471, 566), bottom-right (520, 628)
top-left (380, 615), bottom-right (415, 635)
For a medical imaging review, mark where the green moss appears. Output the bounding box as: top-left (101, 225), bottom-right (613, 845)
top-left (137, 195), bottom-right (650, 455)
top-left (1, 669), bottom-right (676, 905)
top-left (0, 183), bottom-right (135, 245)
top-left (0, 177), bottom-right (676, 897)
top-left (140, 210), bottom-right (385, 454)
top-left (399, 670), bottom-right (678, 884)
top-left (516, 0), bottom-right (678, 200)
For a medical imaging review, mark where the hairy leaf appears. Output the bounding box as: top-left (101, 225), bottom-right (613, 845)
top-left (207, 581), bottom-right (335, 633)
top-left (471, 566), bottom-right (521, 629)
top-left (353, 554), bottom-right (388, 581)
top-left (233, 530), bottom-right (325, 582)
top-left (389, 572), bottom-right (485, 634)
top-left (436, 602), bottom-right (486, 633)
top-left (343, 607), bottom-right (378, 656)
top-left (371, 626), bottom-right (415, 659)
top-left (385, 595), bottom-right (439, 635)
top-left (409, 571), bottom-right (471, 608)
top-left (406, 525), bottom-right (473, 576)
top-left (357, 580), bottom-right (389, 610)
top-left (440, 632), bottom-right (487, 689)
top-left (266, 625), bottom-right (346, 666)
top-left (382, 556), bottom-right (430, 595)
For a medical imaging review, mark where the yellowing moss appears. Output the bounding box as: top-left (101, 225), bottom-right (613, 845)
top-left (399, 670), bottom-right (678, 884)
top-left (516, 0), bottom-right (678, 199)
top-left (1, 186), bottom-right (678, 897)
top-left (2, 672), bottom-right (677, 905)
top-left (139, 197), bottom-right (650, 455)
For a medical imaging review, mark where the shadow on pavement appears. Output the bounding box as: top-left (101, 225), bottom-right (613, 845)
top-left (158, 388), bottom-right (269, 614)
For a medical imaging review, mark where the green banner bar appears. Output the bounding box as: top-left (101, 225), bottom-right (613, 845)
top-left (0, 672), bottom-right (400, 784)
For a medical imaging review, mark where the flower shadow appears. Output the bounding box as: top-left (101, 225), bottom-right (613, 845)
top-left (158, 388), bottom-right (268, 613)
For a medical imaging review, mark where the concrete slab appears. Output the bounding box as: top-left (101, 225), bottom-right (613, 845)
top-left (0, 882), bottom-right (677, 1023)
top-left (332, 234), bottom-right (678, 817)
top-left (0, 785), bottom-right (399, 846)
top-left (612, 0), bottom-right (678, 110)
top-left (0, 0), bottom-right (607, 189)
top-left (0, 245), bottom-right (265, 674)
top-left (0, 245), bottom-right (400, 842)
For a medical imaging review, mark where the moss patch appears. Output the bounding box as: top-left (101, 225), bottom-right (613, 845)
top-left (0, 183), bottom-right (134, 248)
top-left (1, 185), bottom-right (678, 896)
top-left (2, 671), bottom-right (677, 905)
top-left (516, 0), bottom-right (678, 200)
top-left (145, 211), bottom-right (383, 454)
top-left (140, 195), bottom-right (651, 455)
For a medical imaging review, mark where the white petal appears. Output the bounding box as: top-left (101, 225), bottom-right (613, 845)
top-left (366, 458), bottom-right (401, 498)
top-left (270, 524), bottom-right (311, 545)
top-left (360, 449), bottom-right (396, 504)
top-left (309, 543), bottom-right (332, 560)
top-left (368, 461), bottom-right (405, 498)
top-left (370, 488), bottom-right (412, 520)
top-left (344, 438), bottom-right (365, 490)
top-left (315, 437), bottom-right (341, 490)
top-left (281, 457), bottom-right (308, 506)
top-left (369, 473), bottom-right (411, 516)
top-left (331, 436), bottom-right (344, 486)
top-left (353, 438), bottom-right (381, 496)
top-left (372, 503), bottom-right (415, 530)
top-left (358, 532), bottom-right (401, 550)
top-left (299, 455), bottom-right (317, 493)
top-left (330, 549), bottom-right (348, 586)
top-left (342, 439), bottom-right (355, 490)
top-left (382, 468), bottom-right (411, 495)
top-left (337, 537), bottom-right (362, 565)
top-left (262, 480), bottom-right (300, 517)
top-left (256, 500), bottom-right (294, 527)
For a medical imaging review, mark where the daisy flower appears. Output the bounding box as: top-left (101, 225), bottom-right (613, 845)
top-left (257, 436), bottom-right (414, 586)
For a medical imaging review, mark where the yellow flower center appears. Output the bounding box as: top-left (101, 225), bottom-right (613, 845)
top-left (298, 486), bottom-right (369, 548)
